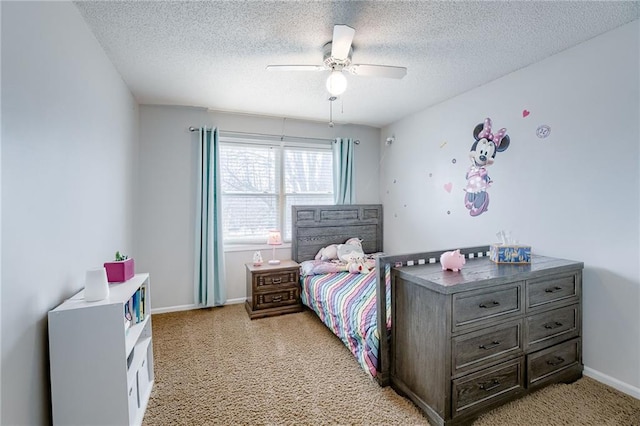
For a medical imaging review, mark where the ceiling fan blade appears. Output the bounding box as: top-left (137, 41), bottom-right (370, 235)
top-left (331, 25), bottom-right (355, 60)
top-left (349, 64), bottom-right (407, 79)
top-left (266, 65), bottom-right (326, 72)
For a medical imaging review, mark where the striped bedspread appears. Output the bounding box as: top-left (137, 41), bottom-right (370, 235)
top-left (300, 269), bottom-right (390, 377)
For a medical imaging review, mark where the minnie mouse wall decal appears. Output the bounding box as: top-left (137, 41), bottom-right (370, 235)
top-left (464, 118), bottom-right (511, 217)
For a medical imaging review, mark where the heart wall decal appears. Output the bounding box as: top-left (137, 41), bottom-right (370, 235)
top-left (444, 182), bottom-right (453, 193)
top-left (522, 109), bottom-right (530, 118)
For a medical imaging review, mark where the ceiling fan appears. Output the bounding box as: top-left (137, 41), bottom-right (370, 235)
top-left (266, 25), bottom-right (407, 96)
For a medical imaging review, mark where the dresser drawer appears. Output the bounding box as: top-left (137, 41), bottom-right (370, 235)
top-left (527, 273), bottom-right (579, 310)
top-left (527, 338), bottom-right (581, 387)
top-left (452, 283), bottom-right (523, 331)
top-left (526, 304), bottom-right (579, 351)
top-left (452, 320), bottom-right (522, 375)
top-left (254, 269), bottom-right (299, 288)
top-left (452, 358), bottom-right (525, 418)
top-left (254, 287), bottom-right (299, 310)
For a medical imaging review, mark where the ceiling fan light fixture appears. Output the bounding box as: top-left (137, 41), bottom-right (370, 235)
top-left (326, 70), bottom-right (347, 96)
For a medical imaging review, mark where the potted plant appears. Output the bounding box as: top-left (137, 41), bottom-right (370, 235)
top-left (104, 251), bottom-right (135, 282)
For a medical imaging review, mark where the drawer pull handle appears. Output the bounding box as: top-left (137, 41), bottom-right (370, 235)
top-left (546, 356), bottom-right (565, 366)
top-left (479, 340), bottom-right (501, 350)
top-left (543, 321), bottom-right (563, 329)
top-left (544, 286), bottom-right (563, 293)
top-left (271, 296), bottom-right (282, 302)
top-left (271, 277), bottom-right (282, 284)
top-left (479, 379), bottom-right (501, 391)
top-left (479, 300), bottom-right (501, 309)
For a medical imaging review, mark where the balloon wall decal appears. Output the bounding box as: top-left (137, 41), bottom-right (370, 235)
top-left (536, 125), bottom-right (551, 138)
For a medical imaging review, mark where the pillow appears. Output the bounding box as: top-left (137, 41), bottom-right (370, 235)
top-left (300, 259), bottom-right (348, 277)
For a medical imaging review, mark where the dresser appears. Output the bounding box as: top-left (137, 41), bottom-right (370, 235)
top-left (390, 255), bottom-right (583, 425)
top-left (245, 260), bottom-right (302, 319)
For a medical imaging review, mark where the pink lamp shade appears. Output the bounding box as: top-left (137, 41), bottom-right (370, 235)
top-left (267, 230), bottom-right (282, 264)
top-left (267, 230), bottom-right (282, 245)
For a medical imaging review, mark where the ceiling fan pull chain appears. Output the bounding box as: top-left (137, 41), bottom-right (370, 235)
top-left (330, 99), bottom-right (333, 127)
top-left (328, 96), bottom-right (336, 127)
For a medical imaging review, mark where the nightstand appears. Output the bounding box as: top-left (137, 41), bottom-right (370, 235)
top-left (245, 260), bottom-right (302, 319)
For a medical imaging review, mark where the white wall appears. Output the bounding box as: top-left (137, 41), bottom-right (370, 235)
top-left (1, 2), bottom-right (139, 424)
top-left (381, 21), bottom-right (640, 396)
top-left (137, 106), bottom-right (380, 311)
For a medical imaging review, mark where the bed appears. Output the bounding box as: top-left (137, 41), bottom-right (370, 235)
top-left (292, 204), bottom-right (492, 386)
top-left (299, 262), bottom-right (391, 377)
top-left (291, 204), bottom-right (388, 381)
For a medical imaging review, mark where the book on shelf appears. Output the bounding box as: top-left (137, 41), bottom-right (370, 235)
top-left (124, 300), bottom-right (132, 331)
top-left (140, 286), bottom-right (146, 320)
top-left (134, 290), bottom-right (141, 323)
top-left (123, 286), bottom-right (148, 328)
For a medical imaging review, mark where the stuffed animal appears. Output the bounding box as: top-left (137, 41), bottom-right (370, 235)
top-left (337, 243), bottom-right (364, 263)
top-left (348, 258), bottom-right (369, 274)
top-left (440, 249), bottom-right (466, 271)
top-left (344, 237), bottom-right (363, 249)
top-left (337, 242), bottom-right (371, 274)
top-left (315, 237), bottom-right (365, 263)
top-left (315, 244), bottom-right (339, 261)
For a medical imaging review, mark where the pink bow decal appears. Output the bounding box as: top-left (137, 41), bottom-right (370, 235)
top-left (477, 118), bottom-right (507, 147)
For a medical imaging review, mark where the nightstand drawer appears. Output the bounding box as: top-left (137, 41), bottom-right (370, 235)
top-left (254, 269), bottom-right (299, 288)
top-left (246, 260), bottom-right (301, 319)
top-left (452, 283), bottom-right (523, 331)
top-left (255, 287), bottom-right (299, 310)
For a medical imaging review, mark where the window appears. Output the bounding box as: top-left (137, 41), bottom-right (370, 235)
top-left (219, 137), bottom-right (334, 244)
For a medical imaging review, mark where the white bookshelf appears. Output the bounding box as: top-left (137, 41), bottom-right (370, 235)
top-left (48, 273), bottom-right (154, 426)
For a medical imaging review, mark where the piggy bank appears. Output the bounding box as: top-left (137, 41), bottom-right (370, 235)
top-left (440, 249), bottom-right (466, 271)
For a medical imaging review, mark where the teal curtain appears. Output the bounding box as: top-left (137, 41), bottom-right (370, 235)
top-left (333, 137), bottom-right (355, 204)
top-left (194, 127), bottom-right (226, 307)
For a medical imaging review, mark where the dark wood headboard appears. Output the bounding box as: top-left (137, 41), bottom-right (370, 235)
top-left (291, 204), bottom-right (383, 263)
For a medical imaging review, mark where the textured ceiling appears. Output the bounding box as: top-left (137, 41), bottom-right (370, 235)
top-left (74, 1), bottom-right (639, 128)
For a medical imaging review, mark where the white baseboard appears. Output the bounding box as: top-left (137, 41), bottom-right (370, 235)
top-left (584, 366), bottom-right (640, 399)
top-left (150, 298), bottom-right (246, 314)
top-left (151, 304), bottom-right (197, 314)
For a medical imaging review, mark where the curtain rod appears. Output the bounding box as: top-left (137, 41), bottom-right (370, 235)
top-left (188, 127), bottom-right (359, 144)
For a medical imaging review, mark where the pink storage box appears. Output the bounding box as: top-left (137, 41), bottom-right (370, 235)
top-left (104, 258), bottom-right (135, 283)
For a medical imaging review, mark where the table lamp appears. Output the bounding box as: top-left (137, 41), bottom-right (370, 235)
top-left (267, 229), bottom-right (282, 265)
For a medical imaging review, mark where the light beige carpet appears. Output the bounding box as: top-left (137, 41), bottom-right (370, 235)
top-left (143, 304), bottom-right (640, 426)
